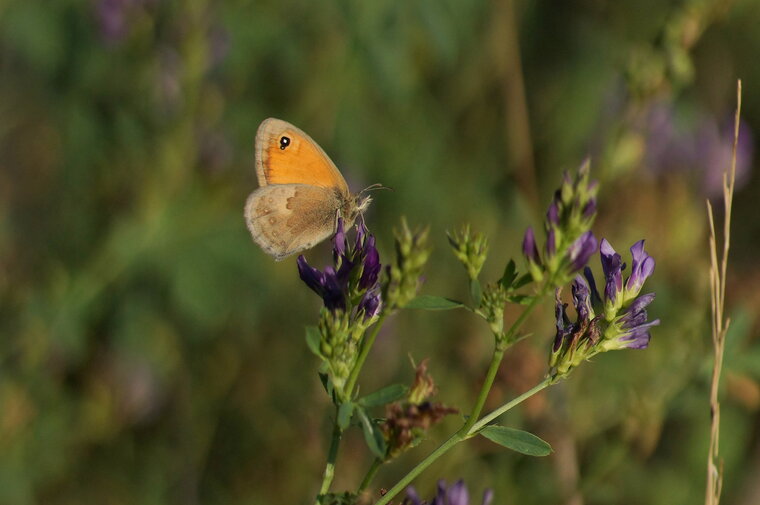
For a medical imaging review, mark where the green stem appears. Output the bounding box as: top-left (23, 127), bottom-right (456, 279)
top-left (345, 313), bottom-right (388, 397)
top-left (315, 419), bottom-right (343, 503)
top-left (504, 291), bottom-right (544, 341)
top-left (358, 458), bottom-right (383, 493)
top-left (460, 349), bottom-right (504, 434)
top-left (374, 432), bottom-right (463, 505)
top-left (470, 378), bottom-right (551, 432)
top-left (461, 291), bottom-right (545, 434)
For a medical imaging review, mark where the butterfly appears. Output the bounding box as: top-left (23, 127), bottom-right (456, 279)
top-left (245, 118), bottom-right (374, 260)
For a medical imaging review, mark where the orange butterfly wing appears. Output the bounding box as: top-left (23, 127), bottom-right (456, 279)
top-left (255, 118), bottom-right (349, 194)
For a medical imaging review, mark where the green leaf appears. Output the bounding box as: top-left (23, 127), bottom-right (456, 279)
top-left (358, 384), bottom-right (408, 408)
top-left (305, 326), bottom-right (323, 358)
top-left (499, 259), bottom-right (518, 289)
top-left (405, 295), bottom-right (465, 311)
top-left (479, 426), bottom-right (552, 456)
top-left (512, 273), bottom-right (533, 290)
top-left (319, 372), bottom-right (334, 399)
top-left (356, 408), bottom-right (386, 459)
top-left (337, 402), bottom-right (354, 430)
top-left (470, 279), bottom-right (482, 306)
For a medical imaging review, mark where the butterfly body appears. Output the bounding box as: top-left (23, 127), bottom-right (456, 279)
top-left (245, 118), bottom-right (371, 260)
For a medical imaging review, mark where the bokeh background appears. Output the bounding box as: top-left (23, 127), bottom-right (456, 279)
top-left (2, 0), bottom-right (760, 504)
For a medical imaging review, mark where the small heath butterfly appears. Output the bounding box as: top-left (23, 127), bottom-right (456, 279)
top-left (245, 118), bottom-right (373, 260)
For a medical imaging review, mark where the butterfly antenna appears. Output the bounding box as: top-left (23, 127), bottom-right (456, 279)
top-left (360, 183), bottom-right (393, 195)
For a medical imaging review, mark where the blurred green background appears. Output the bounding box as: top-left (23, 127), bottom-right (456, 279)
top-left (2, 0), bottom-right (760, 504)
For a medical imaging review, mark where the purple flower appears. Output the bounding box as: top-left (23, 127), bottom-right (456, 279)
top-left (624, 240), bottom-right (655, 299)
top-left (553, 293), bottom-right (573, 353)
top-left (567, 231), bottom-right (597, 272)
top-left (359, 235), bottom-right (381, 290)
top-left (600, 239), bottom-right (624, 305)
top-left (644, 102), bottom-right (754, 198)
top-left (582, 199), bottom-right (596, 219)
top-left (522, 227), bottom-right (539, 263)
top-left (358, 288), bottom-right (382, 321)
top-left (96, 0), bottom-right (149, 44)
top-left (546, 228), bottom-right (556, 257)
top-left (333, 218), bottom-right (347, 262)
top-left (547, 201), bottom-right (560, 226)
top-left (297, 258), bottom-right (347, 311)
top-left (298, 219), bottom-right (383, 323)
top-left (550, 239), bottom-right (659, 376)
top-left (404, 480), bottom-right (493, 505)
top-left (611, 292), bottom-right (659, 349)
top-left (572, 274), bottom-right (593, 321)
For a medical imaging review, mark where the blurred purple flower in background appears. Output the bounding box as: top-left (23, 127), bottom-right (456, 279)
top-left (96, 0), bottom-right (148, 43)
top-left (644, 102), bottom-right (754, 197)
top-left (404, 480), bottom-right (493, 505)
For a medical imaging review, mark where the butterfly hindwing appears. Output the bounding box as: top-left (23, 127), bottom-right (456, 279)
top-left (245, 184), bottom-right (342, 261)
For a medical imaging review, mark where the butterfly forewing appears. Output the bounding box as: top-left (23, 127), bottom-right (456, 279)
top-left (255, 118), bottom-right (350, 194)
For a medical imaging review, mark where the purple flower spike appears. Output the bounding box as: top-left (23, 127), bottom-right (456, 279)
top-left (333, 218), bottom-right (346, 262)
top-left (625, 240), bottom-right (655, 297)
top-left (622, 292), bottom-right (655, 317)
top-left (448, 480), bottom-right (469, 505)
top-left (435, 480), bottom-right (447, 505)
top-left (404, 486), bottom-right (422, 505)
top-left (568, 231), bottom-right (597, 272)
top-left (297, 256), bottom-right (347, 311)
top-left (406, 479), bottom-right (491, 505)
top-left (546, 228), bottom-right (557, 257)
top-left (619, 319), bottom-right (660, 349)
top-left (547, 201), bottom-right (560, 226)
top-left (522, 227), bottom-right (540, 262)
top-left (355, 219), bottom-right (367, 250)
top-left (554, 291), bottom-right (572, 352)
top-left (600, 239), bottom-right (624, 304)
top-left (321, 266), bottom-right (347, 311)
top-left (481, 489), bottom-right (494, 505)
top-left (358, 288), bottom-right (382, 321)
top-left (359, 235), bottom-right (381, 290)
top-left (572, 275), bottom-right (592, 321)
top-left (582, 199), bottom-right (596, 219)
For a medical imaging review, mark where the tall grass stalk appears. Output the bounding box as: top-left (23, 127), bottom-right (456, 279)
top-left (704, 79), bottom-right (741, 505)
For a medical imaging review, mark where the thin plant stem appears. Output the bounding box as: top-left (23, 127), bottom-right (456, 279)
top-left (471, 378), bottom-right (551, 432)
top-left (462, 288), bottom-right (547, 434)
top-left (374, 431), bottom-right (463, 505)
top-left (345, 313), bottom-right (388, 397)
top-left (315, 419), bottom-right (343, 503)
top-left (358, 458), bottom-right (382, 494)
top-left (460, 349), bottom-right (504, 434)
top-left (704, 79), bottom-right (741, 505)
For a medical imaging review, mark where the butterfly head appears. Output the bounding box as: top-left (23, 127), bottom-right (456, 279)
top-left (340, 193), bottom-right (372, 228)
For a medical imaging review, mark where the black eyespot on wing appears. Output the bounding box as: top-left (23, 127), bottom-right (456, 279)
top-left (279, 136), bottom-right (291, 150)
